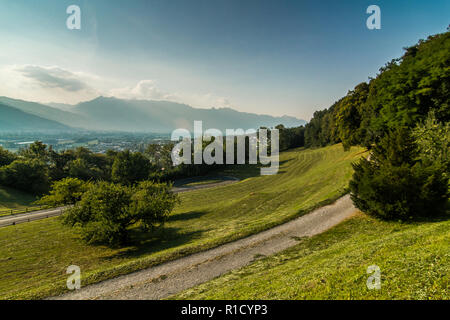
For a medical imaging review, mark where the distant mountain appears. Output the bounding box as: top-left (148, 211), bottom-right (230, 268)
top-left (0, 102), bottom-right (72, 132)
top-left (0, 96), bottom-right (88, 129)
top-left (0, 96), bottom-right (306, 133)
top-left (69, 96), bottom-right (306, 132)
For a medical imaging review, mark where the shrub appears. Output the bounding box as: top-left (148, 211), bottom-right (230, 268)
top-left (36, 178), bottom-right (90, 206)
top-left (350, 127), bottom-right (449, 220)
top-left (0, 159), bottom-right (49, 194)
top-left (0, 146), bottom-right (16, 167)
top-left (62, 181), bottom-right (179, 246)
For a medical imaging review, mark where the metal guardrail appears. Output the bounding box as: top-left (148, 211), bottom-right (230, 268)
top-left (0, 205), bottom-right (50, 217)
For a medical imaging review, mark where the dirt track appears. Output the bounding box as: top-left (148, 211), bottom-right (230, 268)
top-left (51, 194), bottom-right (357, 300)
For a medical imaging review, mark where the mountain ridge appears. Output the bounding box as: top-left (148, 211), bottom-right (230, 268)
top-left (1, 96), bottom-right (306, 133)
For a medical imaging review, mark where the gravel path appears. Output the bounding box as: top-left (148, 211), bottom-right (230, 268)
top-left (51, 194), bottom-right (357, 300)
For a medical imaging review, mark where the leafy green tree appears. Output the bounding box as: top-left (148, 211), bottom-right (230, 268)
top-left (18, 141), bottom-right (49, 161)
top-left (0, 159), bottom-right (49, 194)
top-left (62, 181), bottom-right (178, 245)
top-left (111, 150), bottom-right (153, 185)
top-left (350, 127), bottom-right (449, 220)
top-left (412, 111), bottom-right (450, 172)
top-left (36, 178), bottom-right (90, 206)
top-left (0, 146), bottom-right (16, 167)
top-left (129, 181), bottom-right (179, 231)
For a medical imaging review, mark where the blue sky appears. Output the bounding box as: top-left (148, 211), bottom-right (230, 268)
top-left (0, 0), bottom-right (448, 120)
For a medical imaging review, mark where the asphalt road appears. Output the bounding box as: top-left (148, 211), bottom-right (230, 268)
top-left (0, 176), bottom-right (240, 228)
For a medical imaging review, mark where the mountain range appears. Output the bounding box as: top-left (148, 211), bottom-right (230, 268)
top-left (0, 96), bottom-right (306, 133)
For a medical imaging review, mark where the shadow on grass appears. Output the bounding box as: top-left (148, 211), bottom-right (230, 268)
top-left (101, 225), bottom-right (208, 261)
top-left (168, 210), bottom-right (209, 222)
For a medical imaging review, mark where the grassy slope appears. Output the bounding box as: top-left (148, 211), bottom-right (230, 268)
top-left (0, 186), bottom-right (38, 216)
top-left (173, 213), bottom-right (449, 300)
top-left (0, 144), bottom-right (365, 299)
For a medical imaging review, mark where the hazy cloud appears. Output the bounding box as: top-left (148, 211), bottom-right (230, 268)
top-left (110, 80), bottom-right (234, 109)
top-left (0, 64), bottom-right (234, 108)
top-left (15, 65), bottom-right (90, 92)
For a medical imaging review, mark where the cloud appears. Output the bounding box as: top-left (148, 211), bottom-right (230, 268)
top-left (109, 80), bottom-right (175, 101)
top-left (0, 65), bottom-right (101, 104)
top-left (0, 64), bottom-right (235, 108)
top-left (110, 80), bottom-right (234, 109)
top-left (15, 65), bottom-right (90, 92)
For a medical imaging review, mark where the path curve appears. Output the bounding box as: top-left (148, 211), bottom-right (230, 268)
top-left (50, 194), bottom-right (357, 300)
top-left (0, 176), bottom-right (240, 228)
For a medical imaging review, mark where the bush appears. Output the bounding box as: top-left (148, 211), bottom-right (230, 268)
top-left (350, 127), bottom-right (449, 220)
top-left (0, 159), bottom-right (49, 194)
top-left (36, 178), bottom-right (90, 206)
top-left (111, 150), bottom-right (153, 185)
top-left (62, 181), bottom-right (179, 246)
top-left (0, 146), bottom-right (16, 167)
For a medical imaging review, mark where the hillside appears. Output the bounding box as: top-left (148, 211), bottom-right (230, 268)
top-left (0, 97), bottom-right (87, 129)
top-left (0, 144), bottom-right (363, 299)
top-left (173, 213), bottom-right (449, 300)
top-left (1, 96), bottom-right (305, 133)
top-left (0, 103), bottom-right (72, 132)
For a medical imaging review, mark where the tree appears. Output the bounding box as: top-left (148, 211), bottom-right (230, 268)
top-left (18, 141), bottom-right (49, 161)
top-left (111, 150), bottom-right (153, 185)
top-left (0, 159), bottom-right (49, 194)
top-left (412, 111), bottom-right (450, 172)
top-left (36, 178), bottom-right (89, 206)
top-left (349, 127), bottom-right (449, 220)
top-left (0, 146), bottom-right (16, 167)
top-left (62, 181), bottom-right (178, 245)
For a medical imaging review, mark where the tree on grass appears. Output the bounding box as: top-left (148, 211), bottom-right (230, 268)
top-left (349, 127), bottom-right (449, 220)
top-left (62, 181), bottom-right (179, 246)
top-left (36, 178), bottom-right (90, 206)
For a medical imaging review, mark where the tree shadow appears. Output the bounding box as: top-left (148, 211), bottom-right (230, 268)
top-left (101, 225), bottom-right (208, 261)
top-left (168, 210), bottom-right (208, 222)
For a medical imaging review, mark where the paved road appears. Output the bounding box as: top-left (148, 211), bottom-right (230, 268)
top-left (0, 177), bottom-right (240, 228)
top-left (51, 194), bottom-right (357, 300)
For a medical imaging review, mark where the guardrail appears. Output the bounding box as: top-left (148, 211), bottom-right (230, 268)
top-left (0, 205), bottom-right (51, 217)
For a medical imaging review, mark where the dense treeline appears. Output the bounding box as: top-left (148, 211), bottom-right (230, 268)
top-left (305, 31), bottom-right (449, 150)
top-left (0, 142), bottom-right (225, 195)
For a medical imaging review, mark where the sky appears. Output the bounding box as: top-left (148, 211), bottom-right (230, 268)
top-left (0, 0), bottom-right (448, 120)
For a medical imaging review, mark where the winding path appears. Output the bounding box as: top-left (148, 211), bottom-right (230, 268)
top-left (50, 194), bottom-right (357, 300)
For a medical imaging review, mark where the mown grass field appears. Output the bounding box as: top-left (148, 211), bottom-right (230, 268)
top-left (0, 144), bottom-right (365, 299)
top-left (0, 186), bottom-right (39, 216)
top-left (172, 213), bottom-right (449, 300)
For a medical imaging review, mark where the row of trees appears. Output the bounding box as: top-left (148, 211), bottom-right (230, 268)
top-left (305, 31), bottom-right (449, 150)
top-left (0, 141), bottom-right (225, 195)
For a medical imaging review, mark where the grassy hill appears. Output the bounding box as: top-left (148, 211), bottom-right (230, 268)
top-left (172, 213), bottom-right (449, 300)
top-left (0, 144), bottom-right (364, 299)
top-left (0, 186), bottom-right (38, 216)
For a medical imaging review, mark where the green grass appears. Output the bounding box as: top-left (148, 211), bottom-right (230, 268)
top-left (0, 186), bottom-right (40, 216)
top-left (183, 179), bottom-right (223, 187)
top-left (172, 213), bottom-right (450, 300)
top-left (0, 144), bottom-right (365, 299)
